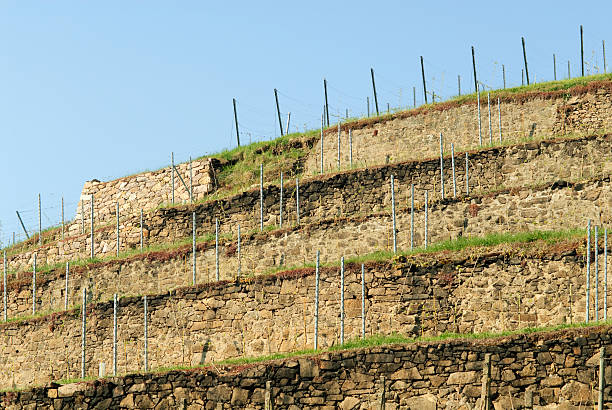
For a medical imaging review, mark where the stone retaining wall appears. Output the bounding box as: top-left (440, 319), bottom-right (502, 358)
top-left (3, 324), bottom-right (612, 408)
top-left (0, 239), bottom-right (609, 389)
top-left (2, 176), bottom-right (611, 320)
top-left (4, 134), bottom-right (610, 273)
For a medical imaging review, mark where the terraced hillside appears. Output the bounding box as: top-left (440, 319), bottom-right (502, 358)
top-left (1, 76), bottom-right (611, 407)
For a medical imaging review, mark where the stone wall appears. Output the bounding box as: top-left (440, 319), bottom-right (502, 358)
top-left (1, 239), bottom-right (610, 389)
top-left (3, 324), bottom-right (612, 408)
top-left (2, 175), bottom-right (611, 320)
top-left (4, 134), bottom-right (610, 273)
top-left (304, 85), bottom-right (612, 175)
top-left (70, 157), bottom-right (217, 232)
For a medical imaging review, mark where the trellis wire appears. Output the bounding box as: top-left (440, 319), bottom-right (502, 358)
top-left (113, 293), bottom-right (117, 376)
top-left (451, 143), bottom-right (456, 198)
top-left (439, 133), bottom-right (444, 200)
top-left (361, 263), bottom-right (365, 339)
top-left (391, 175), bottom-right (397, 254)
top-left (587, 219), bottom-right (591, 323)
top-left (64, 262), bottom-right (69, 310)
top-left (314, 250), bottom-right (320, 350)
top-left (340, 256), bottom-right (345, 345)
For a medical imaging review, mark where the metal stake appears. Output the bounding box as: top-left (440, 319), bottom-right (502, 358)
top-left (439, 133), bottom-right (445, 199)
top-left (81, 287), bottom-right (87, 379)
top-left (580, 25), bottom-right (584, 77)
top-left (465, 153), bottom-right (470, 196)
top-left (320, 114), bottom-right (324, 174)
top-left (371, 68), bottom-right (379, 115)
top-left (604, 228), bottom-right (608, 320)
top-left (522, 37), bottom-right (530, 85)
top-left (595, 226), bottom-right (599, 321)
top-left (237, 224), bottom-right (241, 279)
top-left (424, 191), bottom-right (429, 249)
top-left (296, 178), bottom-right (300, 225)
top-left (361, 263), bottom-right (366, 339)
top-left (192, 212), bottom-right (196, 285)
top-left (61, 196), bottom-right (65, 240)
top-left (349, 129), bottom-right (353, 168)
top-left (16, 211), bottom-right (29, 239)
top-left (599, 346), bottom-right (605, 410)
top-left (90, 194), bottom-right (94, 259)
top-left (477, 84), bottom-right (482, 146)
top-left (420, 56), bottom-right (428, 104)
top-left (286, 112), bottom-right (291, 134)
top-left (471, 46), bottom-right (478, 92)
top-left (274, 88), bottom-right (283, 136)
top-left (32, 254), bottom-right (36, 314)
top-left (140, 209), bottom-right (143, 251)
top-left (413, 86), bottom-right (416, 107)
top-left (451, 143), bottom-right (456, 198)
top-left (3, 251), bottom-right (6, 321)
top-left (323, 79), bottom-right (329, 126)
top-left (64, 262), bottom-right (69, 310)
top-left (260, 164), bottom-right (264, 231)
top-left (410, 184), bottom-right (414, 250)
top-left (215, 218), bottom-right (219, 281)
top-left (38, 194), bottom-right (42, 246)
top-left (171, 152), bottom-right (175, 205)
top-left (233, 98), bottom-right (240, 146)
top-left (113, 293), bottom-right (117, 376)
top-left (502, 64), bottom-right (506, 89)
top-left (487, 93), bottom-right (492, 145)
top-left (314, 250), bottom-right (320, 350)
top-left (553, 53), bottom-right (557, 80)
top-left (391, 175), bottom-right (397, 254)
top-left (340, 256), bottom-right (344, 345)
top-left (587, 219), bottom-right (591, 323)
top-left (497, 98), bottom-right (502, 143)
top-left (604, 40), bottom-right (607, 73)
top-left (189, 157), bottom-right (193, 203)
top-left (116, 202), bottom-right (120, 257)
top-left (568, 60), bottom-right (571, 79)
top-left (337, 122), bottom-right (341, 170)
top-left (458, 74), bottom-right (461, 96)
top-left (279, 172), bottom-right (283, 229)
top-left (144, 295), bottom-right (148, 372)
top-left (367, 97), bottom-right (370, 117)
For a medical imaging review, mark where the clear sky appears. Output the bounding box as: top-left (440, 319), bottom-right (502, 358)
top-left (0, 1), bottom-right (610, 245)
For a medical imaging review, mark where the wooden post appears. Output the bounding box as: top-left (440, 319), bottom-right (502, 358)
top-left (522, 37), bottom-right (530, 85)
top-left (265, 381), bottom-right (274, 410)
top-left (458, 74), bottom-right (461, 96)
top-left (274, 88), bottom-right (283, 136)
top-left (553, 53), bottom-right (557, 80)
top-left (233, 98), bottom-right (240, 146)
top-left (371, 68), bottom-right (379, 115)
top-left (471, 46), bottom-right (478, 92)
top-left (420, 56), bottom-right (428, 104)
top-left (481, 353), bottom-right (491, 410)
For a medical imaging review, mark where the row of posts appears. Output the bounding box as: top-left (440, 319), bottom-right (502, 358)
top-left (585, 220), bottom-right (609, 323)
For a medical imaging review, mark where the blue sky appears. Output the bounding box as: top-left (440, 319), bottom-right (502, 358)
top-left (0, 1), bottom-right (610, 245)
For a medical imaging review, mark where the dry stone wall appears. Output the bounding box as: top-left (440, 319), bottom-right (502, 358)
top-left (2, 176), bottom-right (611, 320)
top-left (3, 324), bottom-right (612, 408)
top-left (70, 157), bottom-right (217, 232)
top-left (4, 134), bottom-right (610, 273)
top-left (0, 241), bottom-right (609, 389)
top-left (305, 85), bottom-right (612, 175)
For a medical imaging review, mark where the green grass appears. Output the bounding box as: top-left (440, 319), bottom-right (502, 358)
top-left (47, 319), bottom-right (612, 387)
